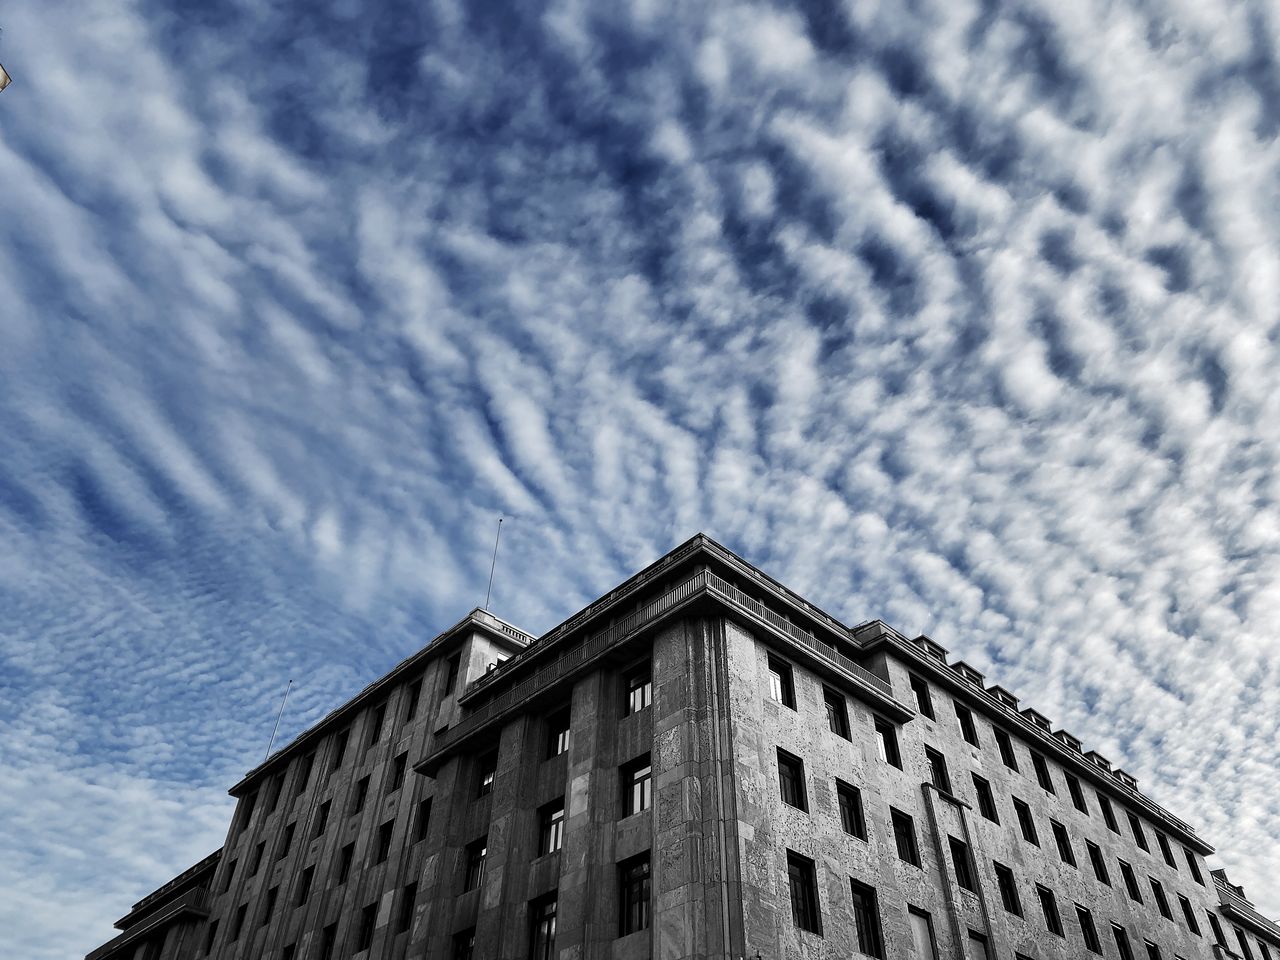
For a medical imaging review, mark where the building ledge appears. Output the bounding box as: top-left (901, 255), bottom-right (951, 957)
top-left (86, 889), bottom-right (212, 960)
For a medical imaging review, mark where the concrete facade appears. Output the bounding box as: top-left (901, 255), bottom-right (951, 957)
top-left (86, 534), bottom-right (1278, 960)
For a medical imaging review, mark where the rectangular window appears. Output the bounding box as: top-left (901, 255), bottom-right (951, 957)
top-left (398, 882), bottom-right (417, 934)
top-left (1157, 832), bottom-right (1176, 868)
top-left (355, 901), bottom-right (376, 952)
top-left (777, 749), bottom-right (807, 811)
top-left (1112, 924), bottom-right (1136, 960)
top-left (220, 858), bottom-right (237, 894)
top-left (403, 677), bottom-right (422, 723)
top-left (276, 822), bottom-right (295, 861)
top-left (414, 797), bottom-right (432, 843)
top-left (452, 929), bottom-right (474, 960)
top-left (203, 920), bottom-right (219, 956)
top-left (1236, 928), bottom-right (1258, 960)
top-left (463, 837), bottom-right (487, 891)
top-left (260, 885), bottom-right (278, 927)
top-left (1150, 877), bottom-right (1172, 920)
top-left (1031, 752), bottom-right (1055, 794)
top-left (366, 703), bottom-right (386, 749)
top-left (1067, 773), bottom-right (1089, 814)
top-left (925, 747), bottom-right (951, 794)
top-left (891, 808), bottom-right (921, 867)
top-left (529, 894), bottom-right (557, 960)
top-left (1119, 859), bottom-right (1142, 902)
top-left (972, 773), bottom-right (999, 823)
top-left (622, 753), bottom-right (653, 816)
top-left (545, 708), bottom-right (571, 758)
top-left (444, 652), bottom-right (461, 694)
top-left (1099, 792), bottom-right (1119, 832)
top-left (836, 780), bottom-right (866, 839)
top-left (823, 687), bottom-right (850, 739)
top-left (329, 728), bottom-right (349, 774)
top-left (1178, 895), bottom-right (1200, 935)
top-left (875, 717), bottom-right (901, 768)
top-left (909, 674), bottom-right (934, 719)
top-left (994, 728), bottom-right (1019, 770)
top-left (849, 880), bottom-right (884, 958)
top-left (374, 820), bottom-right (394, 863)
top-left (539, 798), bottom-right (565, 855)
top-left (295, 865), bottom-right (313, 907)
top-left (967, 931), bottom-right (991, 960)
top-left (1087, 840), bottom-right (1110, 885)
top-left (908, 907), bottom-right (939, 960)
top-left (954, 702), bottom-right (980, 746)
top-left (1077, 904), bottom-right (1102, 953)
top-left (1184, 847), bottom-right (1204, 885)
top-left (249, 842), bottom-right (264, 877)
top-left (1259, 939), bottom-right (1274, 960)
top-left (949, 835), bottom-right (976, 892)
top-left (265, 773), bottom-right (285, 814)
top-left (1128, 812), bottom-right (1149, 850)
top-left (351, 775), bottom-right (369, 815)
top-left (386, 752), bottom-right (407, 794)
top-left (768, 655), bottom-right (796, 709)
top-left (230, 903), bottom-right (247, 942)
top-left (293, 753), bottom-right (314, 798)
top-left (993, 862), bottom-right (1021, 915)
top-left (1037, 885), bottom-right (1063, 936)
top-left (1051, 820), bottom-right (1076, 867)
top-left (336, 843), bottom-right (354, 884)
top-left (312, 800), bottom-right (330, 839)
top-left (318, 924), bottom-right (337, 960)
top-left (624, 662), bottom-right (652, 715)
top-left (1145, 941), bottom-right (1162, 960)
top-left (786, 851), bottom-right (821, 934)
top-left (1013, 797), bottom-right (1039, 845)
top-left (618, 853), bottom-right (651, 936)
top-left (476, 751), bottom-right (498, 797)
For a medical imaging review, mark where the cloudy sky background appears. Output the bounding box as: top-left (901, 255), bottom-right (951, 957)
top-left (3, 0), bottom-right (1280, 954)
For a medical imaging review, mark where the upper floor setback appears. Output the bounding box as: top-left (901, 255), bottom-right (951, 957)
top-left (1215, 869), bottom-right (1280, 951)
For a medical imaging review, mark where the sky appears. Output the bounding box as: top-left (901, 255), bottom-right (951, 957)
top-left (2, 0), bottom-right (1280, 955)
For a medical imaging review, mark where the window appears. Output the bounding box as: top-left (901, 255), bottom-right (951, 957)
top-left (767, 655), bottom-right (796, 709)
top-left (235, 791), bottom-right (258, 836)
top-left (624, 662), bottom-right (652, 715)
top-left (463, 837), bottom-right (487, 891)
top-left (220, 858), bottom-right (237, 894)
top-left (1031, 752), bottom-right (1055, 793)
top-left (949, 836), bottom-right (976, 892)
top-left (891, 808), bottom-right (920, 866)
top-left (1076, 904), bottom-right (1102, 953)
top-left (1178, 895), bottom-right (1200, 935)
top-left (1112, 924), bottom-right (1136, 960)
top-left (908, 907), bottom-right (939, 960)
top-left (203, 921), bottom-right (219, 956)
top-left (1260, 939), bottom-right (1274, 960)
top-left (823, 687), bottom-right (849, 738)
top-left (355, 902), bottom-right (376, 952)
top-left (388, 752), bottom-right (407, 794)
top-left (444, 653), bottom-right (461, 694)
top-left (993, 862), bottom-right (1021, 915)
top-left (539, 798), bottom-right (565, 855)
top-left (925, 747), bottom-right (951, 794)
top-left (529, 895), bottom-right (557, 960)
top-left (909, 674), bottom-right (935, 718)
top-left (994, 728), bottom-right (1019, 770)
top-left (1013, 797), bottom-right (1039, 845)
top-left (452, 929), bottom-right (475, 960)
top-left (230, 903), bottom-right (247, 942)
top-left (260, 885), bottom-right (278, 927)
top-left (293, 753), bottom-right (314, 798)
top-left (1119, 859), bottom-right (1142, 902)
top-left (874, 717), bottom-right (901, 768)
top-left (1237, 930), bottom-right (1257, 960)
top-left (1066, 773), bottom-right (1089, 814)
top-left (318, 923), bottom-right (337, 960)
top-left (545, 709), bottom-right (571, 758)
top-left (312, 800), bottom-right (330, 839)
top-left (836, 780), bottom-right (866, 839)
top-left (329, 729), bottom-right (349, 774)
top-left (1099, 792), bottom-right (1119, 832)
top-left (265, 773), bottom-right (285, 814)
top-left (1128, 812), bottom-right (1149, 851)
top-left (1051, 820), bottom-right (1076, 867)
top-left (366, 703), bottom-right (386, 749)
top-left (1149, 877), bottom-right (1171, 920)
top-left (1184, 847), bottom-right (1204, 885)
top-left (954, 702), bottom-right (980, 746)
top-left (374, 820), bottom-right (394, 863)
top-left (1207, 912), bottom-right (1227, 946)
top-left (618, 853), bottom-right (651, 936)
top-left (276, 822), bottom-right (295, 861)
top-left (972, 774), bottom-right (998, 823)
top-left (622, 754), bottom-right (653, 816)
top-left (849, 880), bottom-right (884, 958)
top-left (404, 677), bottom-right (422, 723)
top-left (1037, 885), bottom-right (1063, 936)
top-left (1156, 832), bottom-right (1176, 868)
top-left (967, 931), bottom-right (991, 960)
top-left (1145, 941), bottom-right (1162, 960)
top-left (249, 842), bottom-right (265, 877)
top-left (398, 882), bottom-right (417, 934)
top-left (336, 843), bottom-right (353, 883)
top-left (777, 749), bottom-right (807, 811)
top-left (295, 865), bottom-right (313, 907)
top-left (351, 775), bottom-right (369, 815)
top-left (414, 798), bottom-right (432, 843)
top-left (476, 751), bottom-right (498, 797)
top-left (786, 851), bottom-right (821, 934)
top-left (1086, 840), bottom-right (1110, 885)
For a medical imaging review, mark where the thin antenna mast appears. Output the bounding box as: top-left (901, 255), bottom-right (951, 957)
top-left (264, 679), bottom-right (294, 760)
top-left (483, 516), bottom-right (504, 610)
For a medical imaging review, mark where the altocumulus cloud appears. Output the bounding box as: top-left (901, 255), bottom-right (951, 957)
top-left (3, 0), bottom-right (1280, 953)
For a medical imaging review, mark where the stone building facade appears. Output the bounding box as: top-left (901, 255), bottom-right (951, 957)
top-left (85, 534), bottom-right (1279, 960)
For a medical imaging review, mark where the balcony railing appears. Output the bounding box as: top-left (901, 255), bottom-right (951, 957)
top-left (87, 888), bottom-right (213, 960)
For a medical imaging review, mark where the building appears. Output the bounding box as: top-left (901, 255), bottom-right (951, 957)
top-left (85, 533), bottom-right (1280, 960)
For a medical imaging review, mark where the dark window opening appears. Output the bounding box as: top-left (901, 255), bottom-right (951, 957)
top-left (768, 655), bottom-right (796, 709)
top-left (618, 853), bottom-right (651, 936)
top-left (786, 850), bottom-right (822, 934)
top-left (949, 835), bottom-right (976, 892)
top-left (891, 808), bottom-right (921, 867)
top-left (874, 717), bottom-right (901, 768)
top-left (622, 753), bottom-right (653, 816)
top-left (777, 749), bottom-right (807, 811)
top-left (849, 880), bottom-right (884, 958)
top-left (824, 687), bottom-right (850, 739)
top-left (955, 702), bottom-right (980, 746)
top-left (624, 662), bottom-right (652, 715)
top-left (836, 780), bottom-right (866, 839)
top-left (910, 674), bottom-right (934, 719)
top-left (925, 747), bottom-right (951, 795)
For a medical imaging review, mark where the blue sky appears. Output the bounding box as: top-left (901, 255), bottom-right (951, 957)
top-left (3, 0), bottom-right (1280, 954)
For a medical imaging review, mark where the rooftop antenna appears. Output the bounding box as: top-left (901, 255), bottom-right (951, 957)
top-left (264, 679), bottom-right (294, 760)
top-left (483, 516), bottom-right (504, 610)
